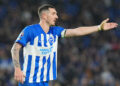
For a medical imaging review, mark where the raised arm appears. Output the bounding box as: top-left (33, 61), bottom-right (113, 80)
top-left (65, 18), bottom-right (118, 37)
top-left (11, 43), bottom-right (25, 84)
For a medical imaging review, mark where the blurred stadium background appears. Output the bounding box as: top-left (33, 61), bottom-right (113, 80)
top-left (0, 0), bottom-right (120, 86)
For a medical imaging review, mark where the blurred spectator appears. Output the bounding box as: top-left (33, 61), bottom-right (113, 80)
top-left (0, 0), bottom-right (120, 86)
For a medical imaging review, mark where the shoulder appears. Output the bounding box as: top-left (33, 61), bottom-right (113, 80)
top-left (50, 26), bottom-right (65, 37)
top-left (23, 24), bottom-right (38, 32)
top-left (50, 26), bottom-right (65, 32)
top-left (51, 26), bottom-right (64, 29)
top-left (25, 24), bottom-right (38, 29)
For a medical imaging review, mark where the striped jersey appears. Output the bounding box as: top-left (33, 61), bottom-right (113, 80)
top-left (16, 24), bottom-right (66, 83)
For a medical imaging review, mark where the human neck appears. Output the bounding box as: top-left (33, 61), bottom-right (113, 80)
top-left (39, 20), bottom-right (50, 33)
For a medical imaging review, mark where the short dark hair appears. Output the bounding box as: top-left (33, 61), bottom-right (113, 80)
top-left (38, 4), bottom-right (55, 18)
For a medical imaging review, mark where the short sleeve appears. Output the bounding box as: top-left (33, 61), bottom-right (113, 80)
top-left (54, 26), bottom-right (66, 38)
top-left (15, 26), bottom-right (31, 46)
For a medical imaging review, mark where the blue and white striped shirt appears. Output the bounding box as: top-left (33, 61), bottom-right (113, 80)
top-left (16, 24), bottom-right (65, 83)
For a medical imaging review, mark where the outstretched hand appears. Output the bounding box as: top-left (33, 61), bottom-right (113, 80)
top-left (101, 18), bottom-right (118, 31)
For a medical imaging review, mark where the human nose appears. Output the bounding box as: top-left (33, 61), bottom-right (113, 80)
top-left (56, 15), bottom-right (58, 19)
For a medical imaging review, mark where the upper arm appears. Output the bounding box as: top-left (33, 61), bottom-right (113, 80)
top-left (65, 26), bottom-right (98, 37)
top-left (65, 29), bottom-right (78, 37)
top-left (53, 26), bottom-right (66, 38)
top-left (15, 26), bottom-right (31, 46)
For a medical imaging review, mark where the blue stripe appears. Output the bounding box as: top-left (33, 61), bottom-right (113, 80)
top-left (21, 56), bottom-right (25, 70)
top-left (25, 55), bottom-right (32, 82)
top-left (54, 35), bottom-right (56, 42)
top-left (38, 35), bottom-right (42, 46)
top-left (46, 55), bottom-right (50, 81)
top-left (33, 56), bottom-right (40, 82)
top-left (53, 52), bottom-right (56, 79)
top-left (44, 35), bottom-right (47, 47)
top-left (40, 56), bottom-right (46, 81)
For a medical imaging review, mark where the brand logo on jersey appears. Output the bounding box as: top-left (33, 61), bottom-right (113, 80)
top-left (40, 46), bottom-right (53, 55)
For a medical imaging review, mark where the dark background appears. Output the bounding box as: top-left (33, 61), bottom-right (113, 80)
top-left (0, 0), bottom-right (120, 86)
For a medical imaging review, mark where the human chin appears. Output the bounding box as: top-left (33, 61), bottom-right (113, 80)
top-left (51, 22), bottom-right (55, 26)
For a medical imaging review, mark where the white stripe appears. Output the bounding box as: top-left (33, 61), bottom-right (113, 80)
top-left (29, 37), bottom-right (39, 83)
top-left (43, 56), bottom-right (49, 81)
top-left (23, 48), bottom-right (29, 81)
top-left (43, 34), bottom-right (50, 81)
top-left (49, 51), bottom-right (53, 80)
top-left (49, 36), bottom-right (58, 80)
top-left (55, 36), bottom-right (58, 77)
top-left (41, 34), bottom-right (44, 47)
top-left (23, 42), bottom-right (31, 81)
top-left (46, 34), bottom-right (50, 46)
top-left (29, 55), bottom-right (36, 83)
top-left (36, 56), bottom-right (43, 82)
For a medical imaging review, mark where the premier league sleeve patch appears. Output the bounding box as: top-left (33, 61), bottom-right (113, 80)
top-left (16, 32), bottom-right (24, 41)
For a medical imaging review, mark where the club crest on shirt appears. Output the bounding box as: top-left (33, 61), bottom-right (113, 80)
top-left (48, 35), bottom-right (54, 46)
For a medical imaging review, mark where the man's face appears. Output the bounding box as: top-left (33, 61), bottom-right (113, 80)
top-left (45, 8), bottom-right (58, 26)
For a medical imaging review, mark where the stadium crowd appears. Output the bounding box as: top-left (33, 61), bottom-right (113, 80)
top-left (0, 0), bottom-right (120, 86)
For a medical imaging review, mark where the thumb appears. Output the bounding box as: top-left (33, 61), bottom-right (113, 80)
top-left (100, 18), bottom-right (109, 30)
top-left (102, 18), bottom-right (109, 24)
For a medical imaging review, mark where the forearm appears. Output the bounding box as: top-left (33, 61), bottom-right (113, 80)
top-left (11, 43), bottom-right (22, 69)
top-left (76, 26), bottom-right (99, 36)
top-left (65, 18), bottom-right (118, 37)
top-left (65, 25), bottom-right (99, 37)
